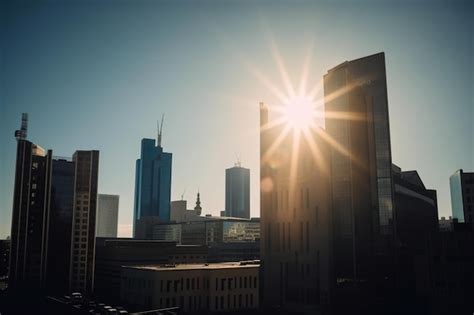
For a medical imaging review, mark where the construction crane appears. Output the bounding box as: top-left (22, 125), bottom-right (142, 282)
top-left (157, 114), bottom-right (164, 147)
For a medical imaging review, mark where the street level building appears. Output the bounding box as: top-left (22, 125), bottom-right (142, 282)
top-left (121, 262), bottom-right (259, 313)
top-left (94, 238), bottom-right (207, 303)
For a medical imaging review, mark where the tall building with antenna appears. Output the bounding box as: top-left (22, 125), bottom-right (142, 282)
top-left (225, 160), bottom-right (250, 219)
top-left (133, 116), bottom-right (173, 238)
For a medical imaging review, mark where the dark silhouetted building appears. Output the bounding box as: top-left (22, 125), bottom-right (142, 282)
top-left (450, 169), bottom-right (474, 227)
top-left (134, 135), bottom-right (172, 238)
top-left (0, 239), bottom-right (11, 288)
top-left (260, 102), bottom-right (333, 313)
top-left (393, 164), bottom-right (439, 253)
top-left (94, 238), bottom-right (207, 303)
top-left (9, 139), bottom-right (52, 289)
top-left (324, 53), bottom-right (396, 299)
top-left (8, 115), bottom-right (99, 295)
top-left (225, 165), bottom-right (250, 218)
top-left (46, 158), bottom-right (75, 294)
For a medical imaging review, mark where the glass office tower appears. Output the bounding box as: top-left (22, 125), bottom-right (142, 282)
top-left (324, 52), bottom-right (395, 283)
top-left (450, 169), bottom-right (474, 226)
top-left (225, 166), bottom-right (250, 218)
top-left (134, 138), bottom-right (172, 238)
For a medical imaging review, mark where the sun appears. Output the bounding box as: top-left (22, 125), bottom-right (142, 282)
top-left (283, 95), bottom-right (315, 131)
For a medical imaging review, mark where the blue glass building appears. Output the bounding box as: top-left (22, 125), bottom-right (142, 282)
top-left (133, 138), bottom-right (172, 237)
top-left (450, 169), bottom-right (474, 225)
top-left (225, 165), bottom-right (250, 219)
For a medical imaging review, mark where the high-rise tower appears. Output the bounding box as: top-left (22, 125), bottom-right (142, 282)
top-left (260, 102), bottom-right (333, 313)
top-left (225, 165), bottom-right (250, 219)
top-left (133, 119), bottom-right (172, 238)
top-left (323, 52), bottom-right (395, 288)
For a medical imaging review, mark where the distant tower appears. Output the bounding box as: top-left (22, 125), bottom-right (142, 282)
top-left (225, 163), bottom-right (250, 219)
top-left (194, 191), bottom-right (202, 216)
top-left (134, 118), bottom-right (173, 238)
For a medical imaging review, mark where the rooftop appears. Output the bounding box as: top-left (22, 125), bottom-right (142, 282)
top-left (123, 261), bottom-right (260, 272)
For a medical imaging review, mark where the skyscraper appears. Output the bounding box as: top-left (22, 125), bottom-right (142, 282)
top-left (450, 169), bottom-right (474, 226)
top-left (47, 152), bottom-right (99, 295)
top-left (9, 114), bottom-right (99, 295)
top-left (133, 122), bottom-right (172, 238)
top-left (9, 138), bottom-right (52, 289)
top-left (225, 165), bottom-right (250, 218)
top-left (69, 150), bottom-right (99, 294)
top-left (96, 194), bottom-right (119, 238)
top-left (260, 102), bottom-right (333, 312)
top-left (323, 52), bottom-right (395, 286)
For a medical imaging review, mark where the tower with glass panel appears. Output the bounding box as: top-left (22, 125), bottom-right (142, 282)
top-left (225, 166), bottom-right (250, 219)
top-left (323, 52), bottom-right (395, 285)
top-left (133, 138), bottom-right (172, 238)
top-left (450, 169), bottom-right (474, 226)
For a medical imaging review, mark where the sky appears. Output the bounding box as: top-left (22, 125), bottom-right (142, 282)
top-left (0, 0), bottom-right (472, 238)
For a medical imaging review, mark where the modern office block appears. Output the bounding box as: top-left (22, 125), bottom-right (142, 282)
top-left (134, 136), bottom-right (172, 238)
top-left (94, 238), bottom-right (208, 303)
top-left (96, 194), bottom-right (119, 238)
top-left (225, 165), bottom-right (250, 218)
top-left (324, 52), bottom-right (395, 286)
top-left (260, 102), bottom-right (333, 312)
top-left (46, 158), bottom-right (75, 294)
top-left (9, 139), bottom-right (52, 289)
top-left (69, 150), bottom-right (99, 294)
top-left (121, 262), bottom-right (260, 313)
top-left (450, 169), bottom-right (474, 226)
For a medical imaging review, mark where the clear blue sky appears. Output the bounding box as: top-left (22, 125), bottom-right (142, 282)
top-left (1, 0), bottom-right (472, 238)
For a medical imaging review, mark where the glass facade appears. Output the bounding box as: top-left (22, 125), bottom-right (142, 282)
top-left (46, 158), bottom-right (75, 293)
top-left (134, 138), bottom-right (172, 237)
top-left (324, 52), bottom-right (395, 281)
top-left (225, 167), bottom-right (250, 218)
top-left (450, 170), bottom-right (464, 222)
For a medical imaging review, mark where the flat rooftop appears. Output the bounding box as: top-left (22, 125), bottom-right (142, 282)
top-left (123, 261), bottom-right (260, 272)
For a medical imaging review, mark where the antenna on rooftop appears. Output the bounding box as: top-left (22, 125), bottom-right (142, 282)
top-left (181, 189), bottom-right (186, 201)
top-left (234, 153), bottom-right (241, 167)
top-left (15, 113), bottom-right (28, 141)
top-left (157, 114), bottom-right (164, 147)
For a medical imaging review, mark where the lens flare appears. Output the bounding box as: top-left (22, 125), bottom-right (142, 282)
top-left (284, 95), bottom-right (315, 131)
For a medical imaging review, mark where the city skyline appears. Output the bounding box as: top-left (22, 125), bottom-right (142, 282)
top-left (1, 0), bottom-right (473, 239)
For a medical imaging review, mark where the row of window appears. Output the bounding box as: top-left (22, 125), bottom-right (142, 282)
top-left (151, 293), bottom-right (256, 310)
top-left (125, 275), bottom-right (258, 293)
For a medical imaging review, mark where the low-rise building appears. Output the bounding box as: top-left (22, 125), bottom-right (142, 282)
top-left (94, 238), bottom-right (208, 303)
top-left (121, 262), bottom-right (260, 313)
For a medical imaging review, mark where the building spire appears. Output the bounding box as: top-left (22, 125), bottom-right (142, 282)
top-left (157, 114), bottom-right (164, 147)
top-left (194, 191), bottom-right (202, 215)
top-left (15, 113), bottom-right (28, 141)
